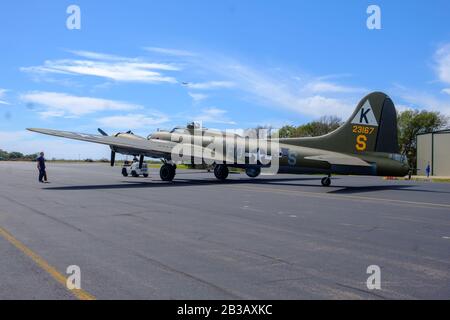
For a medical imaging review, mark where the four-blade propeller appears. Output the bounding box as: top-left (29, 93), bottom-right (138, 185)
top-left (98, 128), bottom-right (116, 167)
top-left (97, 128), bottom-right (144, 168)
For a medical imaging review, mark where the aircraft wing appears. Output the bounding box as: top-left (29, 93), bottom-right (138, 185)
top-left (26, 128), bottom-right (235, 163)
top-left (304, 153), bottom-right (371, 167)
top-left (28, 128), bottom-right (174, 155)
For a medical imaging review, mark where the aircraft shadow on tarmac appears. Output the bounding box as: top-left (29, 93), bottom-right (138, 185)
top-left (41, 175), bottom-right (450, 196)
top-left (43, 176), bottom-right (330, 191)
top-left (40, 175), bottom-right (448, 196)
top-left (300, 183), bottom-right (450, 195)
top-left (326, 184), bottom-right (445, 195)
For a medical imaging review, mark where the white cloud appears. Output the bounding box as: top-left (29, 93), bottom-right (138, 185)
top-left (0, 130), bottom-right (31, 142)
top-left (194, 107), bottom-right (236, 125)
top-left (188, 92), bottom-right (208, 103)
top-left (21, 91), bottom-right (141, 118)
top-left (21, 50), bottom-right (180, 84)
top-left (395, 87), bottom-right (450, 116)
top-left (0, 88), bottom-right (10, 105)
top-left (435, 44), bottom-right (450, 85)
top-left (144, 47), bottom-right (195, 57)
top-left (388, 45), bottom-right (450, 116)
top-left (67, 50), bottom-right (129, 61)
top-left (208, 62), bottom-right (355, 118)
top-left (395, 104), bottom-right (413, 113)
top-left (184, 81), bottom-right (236, 90)
top-left (303, 80), bottom-right (365, 94)
top-left (158, 51), bottom-right (358, 119)
top-left (97, 113), bottom-right (169, 129)
top-left (24, 48), bottom-right (360, 119)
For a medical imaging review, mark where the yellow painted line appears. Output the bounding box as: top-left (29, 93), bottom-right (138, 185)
top-left (228, 185), bottom-right (450, 210)
top-left (0, 226), bottom-right (96, 300)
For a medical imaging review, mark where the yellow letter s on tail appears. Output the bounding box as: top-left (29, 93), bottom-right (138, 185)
top-left (356, 135), bottom-right (367, 151)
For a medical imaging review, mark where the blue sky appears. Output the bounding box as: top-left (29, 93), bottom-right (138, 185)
top-left (0, 0), bottom-right (449, 159)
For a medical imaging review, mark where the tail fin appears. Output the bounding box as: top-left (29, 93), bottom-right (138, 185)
top-left (285, 92), bottom-right (399, 154)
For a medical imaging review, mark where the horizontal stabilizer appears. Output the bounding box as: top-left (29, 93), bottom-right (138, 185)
top-left (304, 154), bottom-right (371, 167)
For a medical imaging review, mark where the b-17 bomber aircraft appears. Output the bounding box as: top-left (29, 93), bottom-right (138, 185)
top-left (27, 92), bottom-right (410, 186)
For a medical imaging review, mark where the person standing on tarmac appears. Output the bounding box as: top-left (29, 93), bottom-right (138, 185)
top-left (37, 152), bottom-right (49, 183)
top-left (425, 162), bottom-right (431, 178)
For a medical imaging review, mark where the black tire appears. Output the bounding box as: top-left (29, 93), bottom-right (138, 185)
top-left (122, 168), bottom-right (128, 177)
top-left (131, 170), bottom-right (139, 177)
top-left (143, 174), bottom-right (149, 178)
top-left (214, 164), bottom-right (229, 181)
top-left (245, 167), bottom-right (261, 178)
top-left (321, 177), bottom-right (331, 187)
top-left (160, 164), bottom-right (175, 181)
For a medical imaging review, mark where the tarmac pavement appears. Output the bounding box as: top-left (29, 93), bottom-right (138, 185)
top-left (0, 161), bottom-right (449, 299)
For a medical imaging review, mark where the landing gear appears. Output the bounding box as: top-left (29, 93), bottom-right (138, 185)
top-left (121, 168), bottom-right (128, 177)
top-left (321, 175), bottom-right (331, 187)
top-left (160, 164), bottom-right (176, 181)
top-left (214, 164), bottom-right (229, 181)
top-left (245, 167), bottom-right (261, 178)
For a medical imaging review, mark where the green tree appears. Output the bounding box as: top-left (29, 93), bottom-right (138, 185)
top-left (278, 116), bottom-right (343, 138)
top-left (7, 152), bottom-right (24, 159)
top-left (278, 125), bottom-right (297, 138)
top-left (0, 150), bottom-right (39, 161)
top-left (0, 149), bottom-right (9, 160)
top-left (23, 153), bottom-right (39, 161)
top-left (397, 110), bottom-right (448, 170)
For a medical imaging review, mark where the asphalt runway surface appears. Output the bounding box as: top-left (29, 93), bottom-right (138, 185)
top-left (0, 161), bottom-right (449, 300)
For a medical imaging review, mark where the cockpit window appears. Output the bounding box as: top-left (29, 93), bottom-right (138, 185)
top-left (170, 128), bottom-right (190, 134)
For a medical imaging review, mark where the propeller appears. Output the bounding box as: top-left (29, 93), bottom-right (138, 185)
top-left (97, 128), bottom-right (141, 168)
top-left (139, 155), bottom-right (144, 169)
top-left (97, 129), bottom-right (116, 166)
top-left (98, 128), bottom-right (108, 136)
top-left (110, 150), bottom-right (116, 167)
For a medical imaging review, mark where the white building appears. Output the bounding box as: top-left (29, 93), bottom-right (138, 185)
top-left (416, 129), bottom-right (450, 176)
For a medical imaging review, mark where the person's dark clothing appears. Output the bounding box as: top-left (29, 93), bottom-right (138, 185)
top-left (37, 156), bottom-right (46, 170)
top-left (39, 169), bottom-right (47, 182)
top-left (37, 156), bottom-right (47, 182)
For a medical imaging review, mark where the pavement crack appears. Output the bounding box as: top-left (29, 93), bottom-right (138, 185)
top-left (126, 250), bottom-right (244, 299)
top-left (334, 282), bottom-right (387, 300)
top-left (0, 194), bottom-right (83, 233)
top-left (201, 238), bottom-right (293, 266)
top-left (262, 277), bottom-right (308, 285)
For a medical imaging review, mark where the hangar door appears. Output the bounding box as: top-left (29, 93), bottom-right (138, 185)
top-left (417, 131), bottom-right (450, 176)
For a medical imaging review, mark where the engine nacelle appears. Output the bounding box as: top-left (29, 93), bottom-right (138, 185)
top-left (114, 131), bottom-right (146, 140)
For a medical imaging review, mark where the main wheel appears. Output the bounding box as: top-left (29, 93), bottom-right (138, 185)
top-left (321, 176), bottom-right (331, 187)
top-left (122, 168), bottom-right (128, 177)
top-left (143, 174), bottom-right (149, 178)
top-left (160, 164), bottom-right (176, 181)
top-left (131, 170), bottom-right (139, 177)
top-left (245, 167), bottom-right (261, 178)
top-left (214, 164), bottom-right (229, 181)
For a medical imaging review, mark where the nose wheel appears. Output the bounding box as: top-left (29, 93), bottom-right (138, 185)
top-left (321, 176), bottom-right (331, 187)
